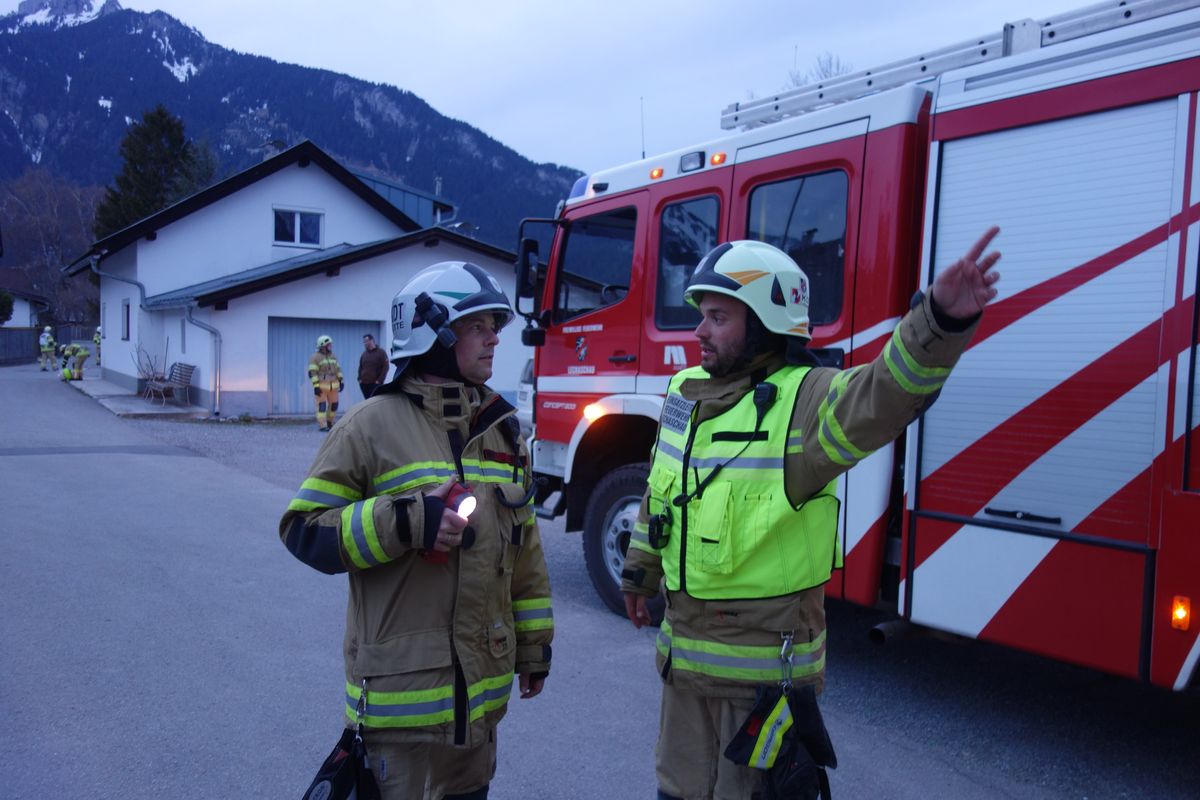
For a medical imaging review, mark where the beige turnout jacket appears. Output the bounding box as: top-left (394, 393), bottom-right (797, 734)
top-left (280, 374), bottom-right (553, 745)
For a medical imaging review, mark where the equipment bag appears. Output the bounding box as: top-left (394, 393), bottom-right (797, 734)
top-left (301, 727), bottom-right (380, 800)
top-left (724, 684), bottom-right (836, 800)
top-left (302, 679), bottom-right (381, 800)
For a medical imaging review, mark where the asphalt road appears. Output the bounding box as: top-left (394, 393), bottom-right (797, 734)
top-left (2, 362), bottom-right (1197, 799)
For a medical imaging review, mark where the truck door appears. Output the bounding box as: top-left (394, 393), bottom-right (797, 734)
top-left (728, 120), bottom-right (868, 601)
top-left (535, 192), bottom-right (648, 449)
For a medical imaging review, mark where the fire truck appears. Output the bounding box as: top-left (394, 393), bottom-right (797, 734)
top-left (512, 0), bottom-right (1200, 690)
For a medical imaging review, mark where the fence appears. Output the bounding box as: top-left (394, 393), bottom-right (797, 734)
top-left (0, 327), bottom-right (37, 364)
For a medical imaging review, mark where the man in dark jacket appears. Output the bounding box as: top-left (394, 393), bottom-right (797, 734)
top-left (358, 333), bottom-right (389, 399)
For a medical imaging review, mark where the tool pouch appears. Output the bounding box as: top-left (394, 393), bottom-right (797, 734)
top-left (724, 684), bottom-right (836, 800)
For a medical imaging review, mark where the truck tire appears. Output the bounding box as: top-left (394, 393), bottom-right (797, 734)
top-left (582, 463), bottom-right (665, 625)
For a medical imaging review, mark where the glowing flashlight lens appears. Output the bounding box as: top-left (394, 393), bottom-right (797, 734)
top-left (457, 495), bottom-right (477, 518)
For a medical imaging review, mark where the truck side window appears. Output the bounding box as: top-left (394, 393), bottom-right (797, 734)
top-left (746, 170), bottom-right (848, 326)
top-left (657, 196), bottom-right (718, 330)
top-left (554, 206), bottom-right (637, 323)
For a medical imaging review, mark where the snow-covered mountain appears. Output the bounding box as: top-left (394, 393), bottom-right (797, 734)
top-left (0, 0), bottom-right (580, 245)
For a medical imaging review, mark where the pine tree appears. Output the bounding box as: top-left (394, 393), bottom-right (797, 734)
top-left (92, 105), bottom-right (214, 239)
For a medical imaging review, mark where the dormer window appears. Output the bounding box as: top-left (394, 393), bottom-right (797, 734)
top-left (274, 208), bottom-right (323, 246)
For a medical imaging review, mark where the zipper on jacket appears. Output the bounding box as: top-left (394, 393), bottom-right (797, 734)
top-left (453, 662), bottom-right (467, 745)
top-left (678, 415), bottom-right (701, 595)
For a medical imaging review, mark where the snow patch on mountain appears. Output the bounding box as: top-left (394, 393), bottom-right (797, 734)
top-left (164, 56), bottom-right (196, 82)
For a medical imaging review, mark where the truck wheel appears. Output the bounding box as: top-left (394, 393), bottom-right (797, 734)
top-left (582, 463), bottom-right (665, 624)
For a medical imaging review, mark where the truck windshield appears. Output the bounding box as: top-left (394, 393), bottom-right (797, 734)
top-left (554, 206), bottom-right (637, 323)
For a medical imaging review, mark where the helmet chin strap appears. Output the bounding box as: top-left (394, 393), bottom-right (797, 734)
top-left (412, 340), bottom-right (469, 384)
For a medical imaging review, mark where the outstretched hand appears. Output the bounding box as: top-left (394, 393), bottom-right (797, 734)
top-left (930, 226), bottom-right (1002, 320)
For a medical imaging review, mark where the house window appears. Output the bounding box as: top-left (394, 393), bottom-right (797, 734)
top-left (274, 208), bottom-right (323, 246)
top-left (121, 299), bottom-right (130, 341)
top-left (180, 317), bottom-right (186, 354)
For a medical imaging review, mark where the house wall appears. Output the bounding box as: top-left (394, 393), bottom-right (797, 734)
top-left (1, 296), bottom-right (36, 327)
top-left (132, 164), bottom-right (408, 298)
top-left (186, 240), bottom-right (529, 419)
top-left (96, 247), bottom-right (145, 391)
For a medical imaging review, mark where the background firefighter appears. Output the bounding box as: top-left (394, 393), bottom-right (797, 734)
top-left (38, 327), bottom-right (56, 371)
top-left (308, 335), bottom-right (344, 431)
top-left (622, 229), bottom-right (1001, 800)
top-left (280, 261), bottom-right (553, 800)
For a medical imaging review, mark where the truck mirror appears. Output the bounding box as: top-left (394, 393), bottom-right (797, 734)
top-left (521, 326), bottom-right (546, 347)
top-left (515, 237), bottom-right (540, 299)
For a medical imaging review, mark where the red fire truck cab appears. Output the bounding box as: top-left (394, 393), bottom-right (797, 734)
top-left (514, 0), bottom-right (1200, 689)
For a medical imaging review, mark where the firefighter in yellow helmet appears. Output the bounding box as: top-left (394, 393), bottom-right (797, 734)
top-left (308, 334), bottom-right (344, 431)
top-left (38, 326), bottom-right (56, 371)
top-left (622, 230), bottom-right (1001, 800)
top-left (279, 261), bottom-right (552, 800)
top-left (59, 343), bottom-right (75, 380)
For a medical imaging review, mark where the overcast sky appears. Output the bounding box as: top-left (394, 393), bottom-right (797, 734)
top-left (5, 0), bottom-right (1094, 173)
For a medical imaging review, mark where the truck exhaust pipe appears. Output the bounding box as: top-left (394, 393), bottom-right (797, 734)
top-left (869, 619), bottom-right (912, 646)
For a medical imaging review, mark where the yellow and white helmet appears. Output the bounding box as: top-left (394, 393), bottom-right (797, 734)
top-left (685, 240), bottom-right (811, 341)
top-left (316, 335), bottom-right (332, 349)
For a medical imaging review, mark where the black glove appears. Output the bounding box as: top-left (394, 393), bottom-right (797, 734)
top-left (339, 381), bottom-right (345, 392)
top-left (313, 387), bottom-right (321, 397)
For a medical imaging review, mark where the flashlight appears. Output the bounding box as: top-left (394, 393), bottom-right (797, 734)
top-left (421, 483), bottom-right (476, 564)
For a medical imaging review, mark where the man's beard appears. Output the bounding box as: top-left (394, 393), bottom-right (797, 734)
top-left (701, 343), bottom-right (741, 378)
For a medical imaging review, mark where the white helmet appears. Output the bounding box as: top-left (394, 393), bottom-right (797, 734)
top-left (316, 335), bottom-right (332, 349)
top-left (44, 326), bottom-right (52, 333)
top-left (95, 326), bottom-right (102, 334)
top-left (390, 261), bottom-right (513, 363)
top-left (685, 240), bottom-right (811, 341)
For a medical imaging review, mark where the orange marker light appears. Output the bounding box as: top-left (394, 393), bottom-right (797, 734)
top-left (710, 152), bottom-right (727, 166)
top-left (650, 167), bottom-right (665, 180)
top-left (1172, 596), bottom-right (1190, 631)
top-left (583, 403), bottom-right (605, 422)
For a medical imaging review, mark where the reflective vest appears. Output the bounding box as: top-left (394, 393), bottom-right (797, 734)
top-left (646, 365), bottom-right (841, 600)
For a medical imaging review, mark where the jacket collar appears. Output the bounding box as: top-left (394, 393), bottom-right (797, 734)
top-left (679, 352), bottom-right (789, 423)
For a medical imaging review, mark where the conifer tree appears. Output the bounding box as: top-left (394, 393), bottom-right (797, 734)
top-left (92, 105), bottom-right (214, 239)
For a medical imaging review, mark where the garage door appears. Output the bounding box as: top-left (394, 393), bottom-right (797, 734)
top-left (268, 316), bottom-right (386, 416)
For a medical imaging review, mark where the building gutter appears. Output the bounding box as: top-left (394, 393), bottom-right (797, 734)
top-left (185, 304), bottom-right (222, 418)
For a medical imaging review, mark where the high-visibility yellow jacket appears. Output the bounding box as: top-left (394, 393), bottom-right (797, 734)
top-left (279, 374), bottom-right (553, 746)
top-left (308, 350), bottom-right (343, 387)
top-left (623, 293), bottom-right (978, 697)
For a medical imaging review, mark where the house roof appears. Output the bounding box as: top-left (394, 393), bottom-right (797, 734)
top-left (0, 269), bottom-right (50, 307)
top-left (142, 227), bottom-right (515, 310)
top-left (63, 140), bottom-right (424, 276)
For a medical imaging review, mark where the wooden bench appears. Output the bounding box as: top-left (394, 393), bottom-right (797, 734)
top-left (146, 362), bottom-right (196, 406)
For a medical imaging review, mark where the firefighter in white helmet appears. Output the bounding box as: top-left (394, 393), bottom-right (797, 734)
top-left (280, 261), bottom-right (553, 800)
top-left (93, 326), bottom-right (102, 366)
top-left (622, 229), bottom-right (1001, 800)
top-left (38, 326), bottom-right (56, 371)
top-left (308, 334), bottom-right (344, 431)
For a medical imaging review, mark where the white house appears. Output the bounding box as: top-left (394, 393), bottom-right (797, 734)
top-left (0, 287), bottom-right (47, 328)
top-left (64, 141), bottom-right (526, 419)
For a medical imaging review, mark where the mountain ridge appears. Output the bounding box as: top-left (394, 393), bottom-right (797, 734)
top-left (0, 1), bottom-right (581, 247)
